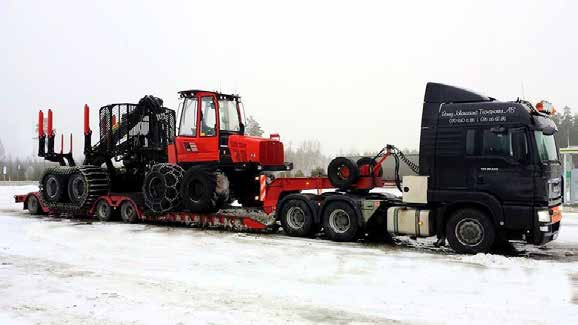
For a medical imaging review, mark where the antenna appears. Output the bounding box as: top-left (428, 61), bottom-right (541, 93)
top-left (521, 81), bottom-right (525, 99)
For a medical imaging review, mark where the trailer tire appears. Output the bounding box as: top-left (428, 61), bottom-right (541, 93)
top-left (95, 200), bottom-right (113, 221)
top-left (26, 195), bottom-right (42, 215)
top-left (180, 167), bottom-right (218, 213)
top-left (279, 199), bottom-right (315, 237)
top-left (120, 201), bottom-right (138, 223)
top-left (328, 157), bottom-right (360, 189)
top-left (446, 208), bottom-right (495, 254)
top-left (323, 201), bottom-right (359, 242)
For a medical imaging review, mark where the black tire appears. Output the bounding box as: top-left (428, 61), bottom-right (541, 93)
top-left (26, 195), bottom-right (41, 215)
top-left (446, 208), bottom-right (496, 254)
top-left (357, 157), bottom-right (383, 177)
top-left (279, 199), bottom-right (315, 237)
top-left (143, 164), bottom-right (184, 213)
top-left (322, 201), bottom-right (360, 242)
top-left (120, 201), bottom-right (138, 223)
top-left (42, 173), bottom-right (64, 202)
top-left (180, 167), bottom-right (218, 213)
top-left (95, 200), bottom-right (113, 221)
top-left (67, 172), bottom-right (88, 204)
top-left (215, 171), bottom-right (230, 208)
top-left (327, 157), bottom-right (360, 189)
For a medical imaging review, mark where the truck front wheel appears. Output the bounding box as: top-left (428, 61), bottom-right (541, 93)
top-left (446, 208), bottom-right (495, 254)
top-left (323, 201), bottom-right (359, 242)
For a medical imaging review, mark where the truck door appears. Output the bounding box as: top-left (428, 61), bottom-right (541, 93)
top-left (473, 127), bottom-right (534, 227)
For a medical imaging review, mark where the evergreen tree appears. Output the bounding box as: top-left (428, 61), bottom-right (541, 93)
top-left (245, 115), bottom-right (264, 137)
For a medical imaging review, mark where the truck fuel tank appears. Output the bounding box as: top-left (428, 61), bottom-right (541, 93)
top-left (387, 206), bottom-right (434, 237)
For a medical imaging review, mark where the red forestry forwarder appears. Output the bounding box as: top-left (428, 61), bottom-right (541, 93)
top-left (20, 90), bottom-right (390, 239)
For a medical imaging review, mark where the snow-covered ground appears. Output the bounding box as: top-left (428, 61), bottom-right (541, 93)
top-left (1, 185), bottom-right (577, 324)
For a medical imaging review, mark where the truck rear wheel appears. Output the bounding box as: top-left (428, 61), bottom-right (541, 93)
top-left (95, 200), bottom-right (113, 221)
top-left (322, 201), bottom-right (359, 242)
top-left (120, 201), bottom-right (138, 223)
top-left (446, 208), bottom-right (495, 254)
top-left (279, 199), bottom-right (315, 237)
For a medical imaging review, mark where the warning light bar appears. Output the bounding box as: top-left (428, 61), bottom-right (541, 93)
top-left (536, 101), bottom-right (556, 115)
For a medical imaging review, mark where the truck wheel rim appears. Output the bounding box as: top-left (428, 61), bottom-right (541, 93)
top-left (287, 206), bottom-right (305, 229)
top-left (455, 218), bottom-right (484, 246)
top-left (46, 178), bottom-right (58, 198)
top-left (329, 209), bottom-right (351, 233)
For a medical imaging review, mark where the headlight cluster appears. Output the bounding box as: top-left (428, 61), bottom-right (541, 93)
top-left (537, 210), bottom-right (551, 223)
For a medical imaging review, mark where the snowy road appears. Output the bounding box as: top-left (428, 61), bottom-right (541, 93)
top-left (1, 185), bottom-right (578, 324)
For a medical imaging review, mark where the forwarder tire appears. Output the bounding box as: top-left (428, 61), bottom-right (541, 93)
top-left (327, 157), bottom-right (360, 189)
top-left (26, 195), bottom-right (41, 215)
top-left (446, 208), bottom-right (496, 254)
top-left (143, 163), bottom-right (185, 213)
top-left (67, 172), bottom-right (88, 204)
top-left (279, 199), bottom-right (315, 237)
top-left (322, 201), bottom-right (359, 242)
top-left (43, 174), bottom-right (64, 202)
top-left (180, 167), bottom-right (218, 213)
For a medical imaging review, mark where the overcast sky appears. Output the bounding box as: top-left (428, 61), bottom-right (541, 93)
top-left (1, 0), bottom-right (577, 158)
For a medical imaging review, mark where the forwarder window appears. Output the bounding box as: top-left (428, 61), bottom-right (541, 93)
top-left (482, 130), bottom-right (511, 157)
top-left (179, 98), bottom-right (198, 136)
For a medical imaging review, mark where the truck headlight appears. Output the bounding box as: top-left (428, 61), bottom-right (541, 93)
top-left (537, 210), bottom-right (551, 223)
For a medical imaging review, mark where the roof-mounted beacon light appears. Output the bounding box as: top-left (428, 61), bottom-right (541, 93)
top-left (536, 100), bottom-right (556, 115)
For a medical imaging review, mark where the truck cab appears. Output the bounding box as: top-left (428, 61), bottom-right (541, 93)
top-left (419, 83), bottom-right (562, 249)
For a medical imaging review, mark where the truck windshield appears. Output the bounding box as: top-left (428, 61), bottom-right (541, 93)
top-left (534, 131), bottom-right (558, 162)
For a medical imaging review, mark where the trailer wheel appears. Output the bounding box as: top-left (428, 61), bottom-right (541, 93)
top-left (180, 167), bottom-right (218, 213)
top-left (95, 200), bottom-right (113, 221)
top-left (328, 157), bottom-right (359, 189)
top-left (120, 201), bottom-right (138, 223)
top-left (279, 199), bottom-right (315, 237)
top-left (26, 195), bottom-right (41, 215)
top-left (43, 174), bottom-right (64, 202)
top-left (446, 208), bottom-right (495, 254)
top-left (323, 201), bottom-right (359, 242)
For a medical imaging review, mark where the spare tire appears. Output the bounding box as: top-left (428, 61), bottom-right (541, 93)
top-left (143, 163), bottom-right (185, 213)
top-left (180, 167), bottom-right (219, 213)
top-left (327, 157), bottom-right (359, 189)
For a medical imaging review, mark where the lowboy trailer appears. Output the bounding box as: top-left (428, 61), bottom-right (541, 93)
top-left (16, 83), bottom-right (564, 254)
